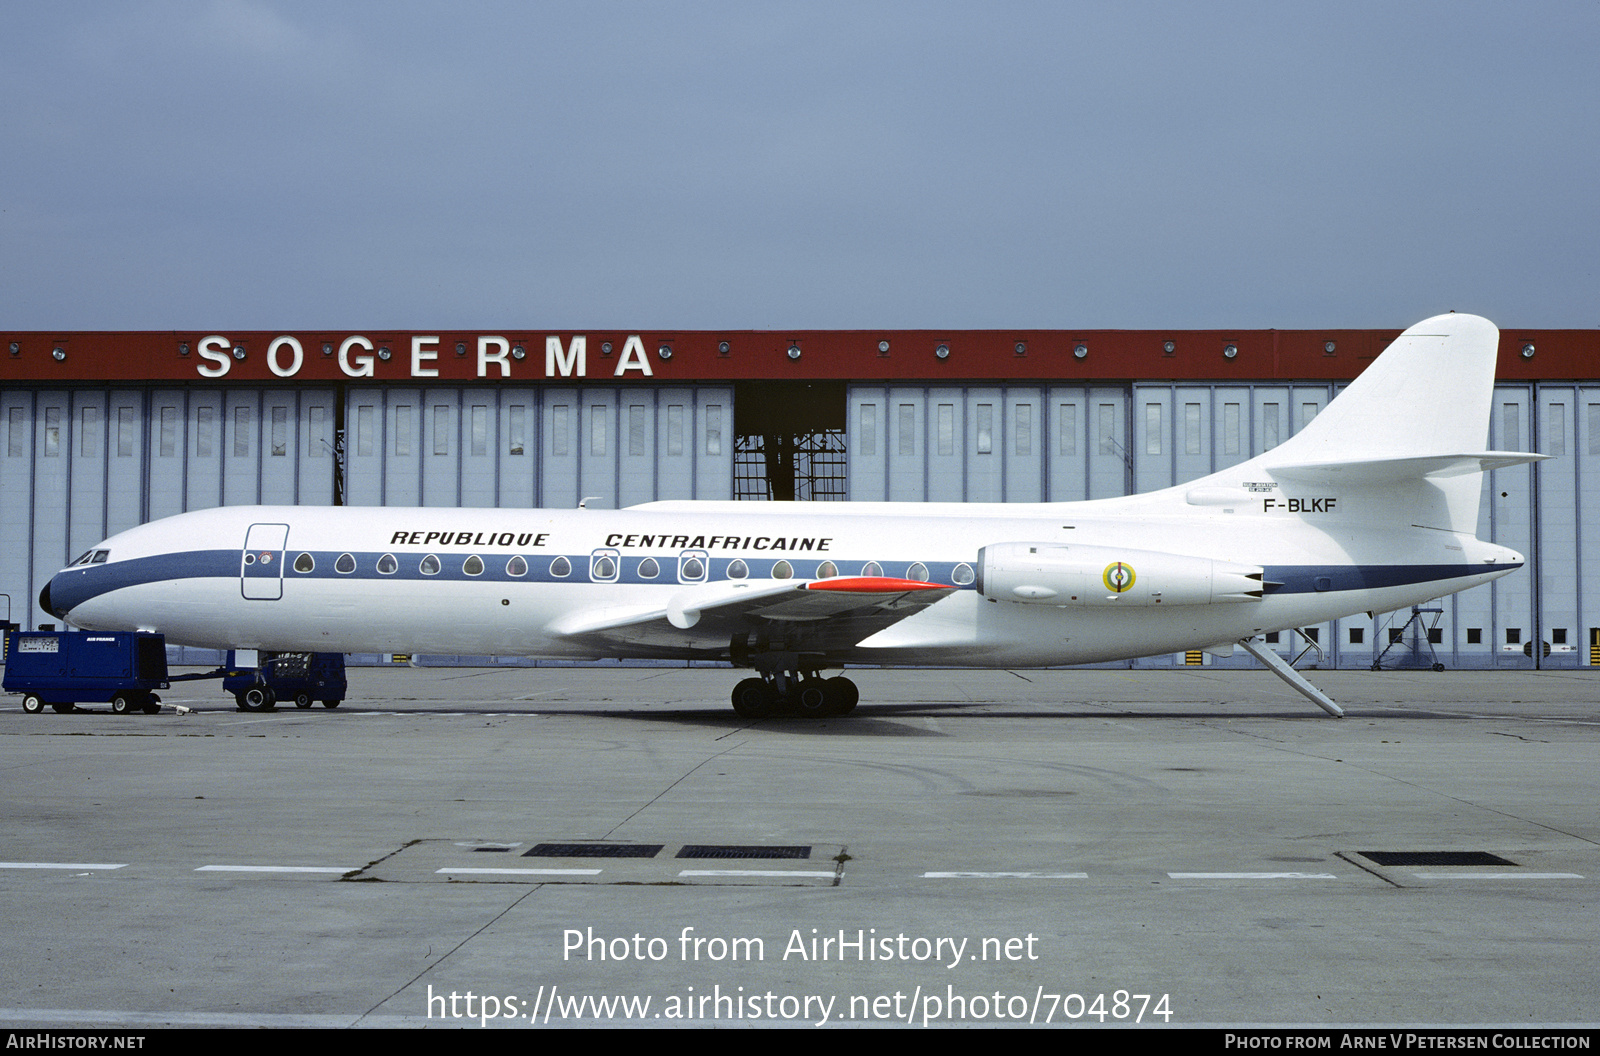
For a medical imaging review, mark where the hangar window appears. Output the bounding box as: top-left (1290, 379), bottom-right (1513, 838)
top-left (294, 553), bottom-right (315, 573)
top-left (590, 405), bottom-right (607, 456)
top-left (976, 404), bottom-right (992, 454)
top-left (1097, 404), bottom-right (1116, 456)
top-left (393, 405), bottom-right (411, 456)
top-left (196, 405), bottom-right (215, 457)
top-left (952, 563), bottom-right (975, 586)
top-left (858, 404), bottom-right (876, 457)
top-left (433, 406), bottom-right (451, 456)
top-left (1348, 627), bottom-right (1364, 645)
top-left (816, 560), bottom-right (838, 579)
top-left (667, 405), bottom-right (684, 456)
top-left (907, 562), bottom-right (929, 582)
top-left (159, 407), bottom-right (178, 457)
top-left (7, 407), bottom-right (23, 457)
top-left (43, 407), bottom-right (60, 457)
top-left (470, 406), bottom-right (487, 457)
top-left (377, 554), bottom-right (398, 575)
top-left (79, 406), bottom-right (99, 457)
top-left (508, 405), bottom-right (526, 456)
top-left (1014, 404), bottom-right (1031, 456)
top-left (1057, 404), bottom-right (1077, 456)
top-left (1145, 404), bottom-right (1162, 456)
top-left (771, 560), bottom-right (794, 580)
top-left (420, 554), bottom-right (441, 576)
top-left (463, 555), bottom-right (484, 576)
top-left (118, 406), bottom-right (136, 457)
top-left (706, 404), bottom-right (722, 456)
top-left (549, 555), bottom-right (572, 578)
top-left (270, 407), bottom-right (288, 456)
top-left (1552, 627), bottom-right (1567, 645)
top-left (1466, 628), bottom-right (1482, 644)
top-left (898, 405), bottom-right (916, 456)
top-left (552, 405), bottom-right (570, 456)
top-left (1505, 628), bottom-right (1521, 645)
top-left (628, 405), bottom-right (645, 456)
top-left (1262, 403), bottom-right (1280, 450)
top-left (335, 553), bottom-right (356, 574)
top-left (506, 555), bottom-right (528, 577)
top-left (233, 406), bottom-right (251, 457)
top-left (726, 558), bottom-right (748, 580)
top-left (861, 561), bottom-right (883, 577)
top-left (1428, 628), bottom-right (1443, 644)
top-left (937, 404), bottom-right (954, 456)
top-left (638, 557), bottom-right (660, 579)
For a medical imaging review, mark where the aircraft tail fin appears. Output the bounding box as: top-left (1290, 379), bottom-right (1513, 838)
top-left (1206, 314), bottom-right (1546, 534)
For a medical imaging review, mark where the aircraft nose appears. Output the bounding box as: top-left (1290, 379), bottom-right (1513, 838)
top-left (39, 578), bottom-right (66, 620)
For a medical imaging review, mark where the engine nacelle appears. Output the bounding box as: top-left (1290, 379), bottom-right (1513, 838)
top-left (975, 542), bottom-right (1265, 606)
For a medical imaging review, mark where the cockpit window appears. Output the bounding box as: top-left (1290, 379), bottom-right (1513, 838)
top-left (91, 550), bottom-right (109, 564)
top-left (72, 551), bottom-right (94, 566)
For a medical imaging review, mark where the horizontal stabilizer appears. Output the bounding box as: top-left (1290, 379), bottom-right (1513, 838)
top-left (1267, 451), bottom-right (1548, 485)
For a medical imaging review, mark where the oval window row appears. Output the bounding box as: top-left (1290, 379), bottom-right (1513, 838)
top-left (291, 552), bottom-right (975, 585)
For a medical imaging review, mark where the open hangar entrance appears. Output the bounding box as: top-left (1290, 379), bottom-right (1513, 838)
top-left (1, 326), bottom-right (1594, 670)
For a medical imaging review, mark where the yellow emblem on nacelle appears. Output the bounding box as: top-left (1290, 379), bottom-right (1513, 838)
top-left (1102, 561), bottom-right (1136, 593)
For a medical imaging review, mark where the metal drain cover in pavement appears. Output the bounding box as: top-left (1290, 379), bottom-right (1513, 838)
top-left (676, 845), bottom-right (812, 860)
top-left (1360, 851), bottom-right (1518, 867)
top-left (524, 843), bottom-right (664, 858)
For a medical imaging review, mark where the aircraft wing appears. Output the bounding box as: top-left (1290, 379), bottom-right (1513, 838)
top-left (545, 577), bottom-right (957, 657)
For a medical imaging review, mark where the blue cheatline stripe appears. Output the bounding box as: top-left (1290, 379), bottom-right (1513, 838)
top-left (48, 547), bottom-right (1516, 612)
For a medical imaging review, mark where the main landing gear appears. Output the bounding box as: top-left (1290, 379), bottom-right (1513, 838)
top-left (730, 672), bottom-right (859, 719)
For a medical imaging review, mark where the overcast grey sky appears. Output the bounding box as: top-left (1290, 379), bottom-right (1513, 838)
top-left (3, 1), bottom-right (1596, 331)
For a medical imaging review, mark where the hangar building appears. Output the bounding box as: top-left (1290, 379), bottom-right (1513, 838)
top-left (2, 323), bottom-right (1595, 670)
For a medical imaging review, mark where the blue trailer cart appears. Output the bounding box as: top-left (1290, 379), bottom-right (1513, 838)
top-left (223, 651), bottom-right (347, 711)
top-left (3, 629), bottom-right (170, 714)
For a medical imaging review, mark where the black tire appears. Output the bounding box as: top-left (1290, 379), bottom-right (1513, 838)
top-left (52, 702), bottom-right (74, 714)
top-left (730, 678), bottom-right (778, 719)
top-left (795, 680), bottom-right (831, 716)
top-left (111, 693), bottom-right (133, 715)
top-left (1432, 662), bottom-right (1445, 672)
top-left (320, 699), bottom-right (341, 709)
top-left (240, 687), bottom-right (274, 711)
top-left (142, 694), bottom-right (161, 714)
top-left (825, 676), bottom-right (860, 714)
top-left (22, 694), bottom-right (44, 715)
top-left (293, 692), bottom-right (312, 709)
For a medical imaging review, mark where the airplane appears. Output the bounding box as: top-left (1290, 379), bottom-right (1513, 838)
top-left (38, 313), bottom-right (1541, 718)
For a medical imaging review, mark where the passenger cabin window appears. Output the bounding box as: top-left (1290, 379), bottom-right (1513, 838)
top-left (420, 554), bottom-right (441, 575)
top-left (549, 556), bottom-right (572, 578)
top-left (293, 553), bottom-right (315, 573)
top-left (506, 555), bottom-right (528, 577)
top-left (771, 560), bottom-right (793, 579)
top-left (463, 555), bottom-right (484, 576)
top-left (335, 553), bottom-right (356, 574)
top-left (638, 557), bottom-right (660, 579)
top-left (679, 552), bottom-right (708, 583)
top-left (952, 563), bottom-right (975, 586)
top-left (590, 551), bottom-right (619, 581)
top-left (725, 558), bottom-right (748, 580)
top-left (377, 554), bottom-right (398, 574)
top-left (861, 561), bottom-right (883, 577)
top-left (816, 561), bottom-right (838, 579)
top-left (907, 562), bottom-right (929, 582)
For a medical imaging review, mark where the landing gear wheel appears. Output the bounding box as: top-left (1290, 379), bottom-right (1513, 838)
top-left (794, 679), bottom-right (831, 716)
top-left (731, 677), bottom-right (779, 719)
top-left (321, 699), bottom-right (341, 709)
top-left (293, 692), bottom-right (312, 709)
top-left (239, 687), bottom-right (275, 711)
top-left (825, 676), bottom-right (859, 715)
top-left (22, 695), bottom-right (44, 715)
top-left (142, 694), bottom-right (161, 715)
top-left (111, 693), bottom-right (134, 715)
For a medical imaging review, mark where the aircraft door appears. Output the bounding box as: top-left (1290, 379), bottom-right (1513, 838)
top-left (241, 523), bottom-right (290, 600)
